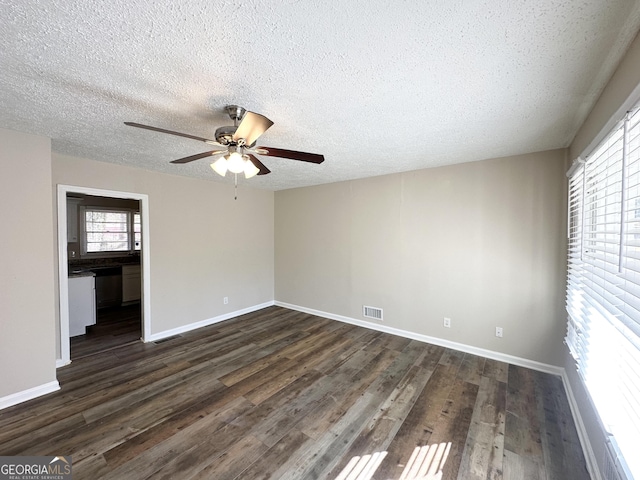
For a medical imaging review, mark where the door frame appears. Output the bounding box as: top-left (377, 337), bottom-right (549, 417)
top-left (56, 184), bottom-right (151, 366)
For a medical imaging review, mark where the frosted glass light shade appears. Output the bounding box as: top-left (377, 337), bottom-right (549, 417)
top-left (244, 159), bottom-right (260, 178)
top-left (210, 157), bottom-right (228, 176)
top-left (211, 152), bottom-right (260, 179)
top-left (227, 152), bottom-right (245, 174)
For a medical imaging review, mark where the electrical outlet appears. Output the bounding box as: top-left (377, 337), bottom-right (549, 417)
top-left (495, 327), bottom-right (503, 338)
top-left (443, 317), bottom-right (451, 328)
top-left (223, 297), bottom-right (228, 305)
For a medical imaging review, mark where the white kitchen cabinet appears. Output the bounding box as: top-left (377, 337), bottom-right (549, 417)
top-left (68, 274), bottom-right (96, 337)
top-left (122, 264), bottom-right (141, 303)
top-left (66, 198), bottom-right (80, 243)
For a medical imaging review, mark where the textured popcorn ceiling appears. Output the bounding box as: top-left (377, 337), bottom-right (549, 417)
top-left (1, 0), bottom-right (640, 190)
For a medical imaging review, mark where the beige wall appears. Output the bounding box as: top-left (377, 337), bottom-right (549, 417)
top-left (276, 149), bottom-right (568, 366)
top-left (0, 128), bottom-right (57, 398)
top-left (571, 30), bottom-right (640, 160)
top-left (52, 153), bottom-right (274, 337)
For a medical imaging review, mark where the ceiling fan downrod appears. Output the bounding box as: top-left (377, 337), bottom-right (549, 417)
top-left (225, 105), bottom-right (246, 127)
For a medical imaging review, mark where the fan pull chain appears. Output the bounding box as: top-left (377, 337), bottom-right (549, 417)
top-left (234, 173), bottom-right (238, 200)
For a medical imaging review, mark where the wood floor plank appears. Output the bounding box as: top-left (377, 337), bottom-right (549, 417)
top-left (243, 334), bottom-right (354, 405)
top-left (456, 376), bottom-right (507, 480)
top-left (271, 341), bottom-right (430, 479)
top-left (240, 349), bottom-right (380, 448)
top-left (533, 370), bottom-right (590, 480)
top-left (429, 378), bottom-right (479, 480)
top-left (457, 353), bottom-right (487, 385)
top-left (341, 325), bottom-right (382, 344)
top-left (277, 392), bottom-right (380, 479)
top-left (231, 370), bottom-right (325, 447)
top-left (364, 332), bottom-right (413, 352)
top-left (189, 434), bottom-right (269, 480)
top-left (327, 364), bottom-right (435, 478)
top-left (0, 413), bottom-right (87, 455)
top-left (374, 362), bottom-right (460, 479)
top-left (296, 347), bottom-right (400, 440)
top-left (0, 306), bottom-right (589, 480)
top-left (70, 305), bottom-right (142, 360)
top-left (503, 449), bottom-right (546, 480)
top-left (439, 348), bottom-right (466, 369)
top-left (72, 453), bottom-right (111, 479)
top-left (415, 343), bottom-right (448, 371)
top-left (218, 336), bottom-right (307, 387)
top-left (101, 394), bottom-right (253, 470)
top-left (482, 358), bottom-right (509, 384)
top-left (0, 358), bottom-right (176, 447)
top-left (147, 428), bottom-right (266, 480)
top-left (311, 336), bottom-right (374, 374)
top-left (64, 376), bottom-right (228, 463)
top-left (504, 365), bottom-right (543, 458)
top-left (245, 350), bottom-right (380, 446)
top-left (234, 428), bottom-right (312, 480)
top-left (79, 351), bottom-right (242, 424)
top-left (105, 421), bottom-right (243, 480)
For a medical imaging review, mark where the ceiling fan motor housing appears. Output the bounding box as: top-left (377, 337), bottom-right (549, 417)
top-left (215, 105), bottom-right (252, 145)
top-left (215, 125), bottom-right (237, 145)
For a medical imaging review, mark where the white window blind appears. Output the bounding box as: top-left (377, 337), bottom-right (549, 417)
top-left (82, 208), bottom-right (141, 255)
top-left (85, 209), bottom-right (130, 252)
top-left (566, 106), bottom-right (640, 479)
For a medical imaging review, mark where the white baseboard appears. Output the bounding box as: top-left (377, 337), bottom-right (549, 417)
top-left (275, 301), bottom-right (564, 376)
top-left (561, 371), bottom-right (603, 480)
top-left (145, 301), bottom-right (275, 343)
top-left (0, 381), bottom-right (60, 411)
top-left (56, 358), bottom-right (71, 368)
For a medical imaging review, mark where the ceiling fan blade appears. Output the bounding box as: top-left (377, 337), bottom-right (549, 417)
top-left (170, 150), bottom-right (226, 164)
top-left (247, 154), bottom-right (271, 175)
top-left (125, 122), bottom-right (216, 144)
top-left (232, 111), bottom-right (274, 146)
top-left (257, 146), bottom-right (325, 164)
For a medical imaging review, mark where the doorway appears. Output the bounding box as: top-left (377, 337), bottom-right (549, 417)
top-left (56, 185), bottom-right (151, 367)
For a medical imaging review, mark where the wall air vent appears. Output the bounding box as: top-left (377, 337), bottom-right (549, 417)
top-left (363, 305), bottom-right (383, 321)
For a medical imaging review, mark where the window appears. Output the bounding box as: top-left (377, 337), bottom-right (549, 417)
top-left (133, 212), bottom-right (141, 251)
top-left (82, 208), bottom-right (141, 255)
top-left (566, 106), bottom-right (640, 478)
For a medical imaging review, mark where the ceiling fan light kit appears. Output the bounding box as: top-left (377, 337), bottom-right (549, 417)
top-left (125, 104), bottom-right (325, 181)
top-left (211, 150), bottom-right (260, 179)
top-left (242, 159), bottom-right (260, 178)
top-left (210, 157), bottom-right (228, 177)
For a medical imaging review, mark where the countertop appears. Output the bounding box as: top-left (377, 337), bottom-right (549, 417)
top-left (69, 270), bottom-right (96, 278)
top-left (68, 256), bottom-right (140, 278)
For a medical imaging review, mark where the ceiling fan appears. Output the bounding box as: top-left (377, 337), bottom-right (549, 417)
top-left (125, 105), bottom-right (325, 179)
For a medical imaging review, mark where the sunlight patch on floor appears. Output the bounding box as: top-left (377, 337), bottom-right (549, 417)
top-left (398, 442), bottom-right (451, 480)
top-left (335, 442), bottom-right (451, 480)
top-left (335, 451), bottom-right (388, 480)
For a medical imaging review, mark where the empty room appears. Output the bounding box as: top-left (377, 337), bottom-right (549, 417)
top-left (1, 1), bottom-right (640, 479)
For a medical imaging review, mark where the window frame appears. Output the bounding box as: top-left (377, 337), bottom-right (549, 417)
top-left (79, 206), bottom-right (141, 258)
top-left (566, 105), bottom-right (640, 479)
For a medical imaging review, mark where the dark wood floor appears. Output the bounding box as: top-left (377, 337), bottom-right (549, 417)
top-left (0, 306), bottom-right (588, 479)
top-left (70, 304), bottom-right (142, 360)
